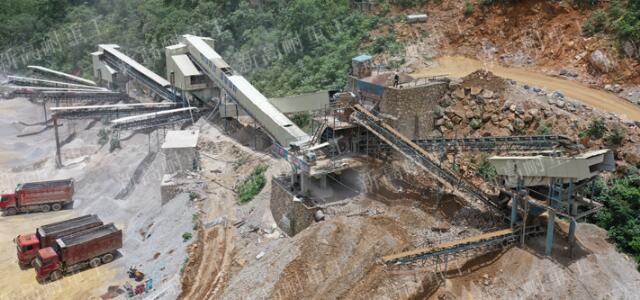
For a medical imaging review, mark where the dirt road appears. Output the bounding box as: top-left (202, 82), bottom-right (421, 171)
top-left (413, 56), bottom-right (640, 121)
top-left (0, 211), bottom-right (119, 300)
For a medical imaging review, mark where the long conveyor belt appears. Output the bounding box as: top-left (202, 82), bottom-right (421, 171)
top-left (351, 104), bottom-right (502, 212)
top-left (359, 134), bottom-right (573, 153)
top-left (382, 228), bottom-right (516, 264)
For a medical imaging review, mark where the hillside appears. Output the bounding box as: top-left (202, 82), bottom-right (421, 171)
top-left (1, 1), bottom-right (640, 299)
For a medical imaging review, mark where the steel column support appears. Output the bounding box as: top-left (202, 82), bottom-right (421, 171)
top-left (545, 210), bottom-right (555, 256)
top-left (53, 116), bottom-right (62, 168)
top-left (511, 195), bottom-right (518, 228)
top-left (42, 101), bottom-right (48, 123)
top-left (569, 217), bottom-right (577, 257)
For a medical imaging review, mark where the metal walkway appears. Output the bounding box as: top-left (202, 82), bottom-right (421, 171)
top-left (382, 229), bottom-right (516, 264)
top-left (359, 135), bottom-right (573, 153)
top-left (351, 104), bottom-right (502, 212)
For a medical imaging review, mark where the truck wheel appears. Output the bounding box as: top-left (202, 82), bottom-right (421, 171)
top-left (49, 270), bottom-right (63, 282)
top-left (101, 253), bottom-right (114, 264)
top-left (4, 207), bottom-right (17, 216)
top-left (89, 257), bottom-right (102, 268)
top-left (51, 203), bottom-right (62, 211)
top-left (41, 205), bottom-right (51, 213)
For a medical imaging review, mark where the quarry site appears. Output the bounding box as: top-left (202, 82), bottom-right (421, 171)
top-left (1, 2), bottom-right (640, 300)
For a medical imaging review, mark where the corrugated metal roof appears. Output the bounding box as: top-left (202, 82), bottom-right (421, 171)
top-left (229, 75), bottom-right (310, 143)
top-left (162, 130), bottom-right (199, 149)
top-left (183, 35), bottom-right (222, 60)
top-left (99, 44), bottom-right (171, 87)
top-left (353, 54), bottom-right (372, 62)
top-left (166, 43), bottom-right (186, 50)
top-left (269, 90), bottom-right (330, 113)
top-left (171, 55), bottom-right (201, 77)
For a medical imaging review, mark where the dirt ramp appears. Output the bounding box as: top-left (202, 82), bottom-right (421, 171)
top-left (220, 216), bottom-right (410, 299)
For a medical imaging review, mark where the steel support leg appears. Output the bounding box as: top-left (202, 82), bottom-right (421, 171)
top-left (53, 116), bottom-right (62, 168)
top-left (443, 254), bottom-right (449, 276)
top-left (569, 217), bottom-right (577, 257)
top-left (42, 101), bottom-right (48, 123)
top-left (545, 210), bottom-right (555, 256)
top-left (521, 198), bottom-right (528, 247)
top-left (511, 196), bottom-right (518, 228)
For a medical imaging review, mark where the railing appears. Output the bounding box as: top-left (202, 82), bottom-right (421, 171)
top-left (358, 135), bottom-right (573, 153)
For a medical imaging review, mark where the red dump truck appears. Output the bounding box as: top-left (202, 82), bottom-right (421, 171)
top-left (15, 215), bottom-right (103, 268)
top-left (35, 223), bottom-right (123, 282)
top-left (0, 179), bottom-right (75, 215)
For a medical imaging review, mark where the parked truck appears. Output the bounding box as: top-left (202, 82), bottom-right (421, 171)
top-left (15, 215), bottom-right (103, 268)
top-left (34, 223), bottom-right (123, 282)
top-left (0, 179), bottom-right (74, 215)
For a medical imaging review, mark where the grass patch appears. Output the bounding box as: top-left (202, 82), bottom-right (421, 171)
top-left (236, 165), bottom-right (269, 204)
top-left (475, 154), bottom-right (497, 182)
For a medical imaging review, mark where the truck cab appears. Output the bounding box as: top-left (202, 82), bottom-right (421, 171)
top-left (16, 233), bottom-right (41, 267)
top-left (34, 247), bottom-right (62, 282)
top-left (0, 193), bottom-right (16, 209)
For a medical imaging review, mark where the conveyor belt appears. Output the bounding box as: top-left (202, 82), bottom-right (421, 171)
top-left (382, 229), bottom-right (515, 264)
top-left (7, 76), bottom-right (104, 91)
top-left (111, 107), bottom-right (198, 130)
top-left (52, 103), bottom-right (178, 120)
top-left (99, 45), bottom-right (181, 103)
top-left (360, 135), bottom-right (573, 153)
top-left (351, 104), bottom-right (502, 213)
top-left (180, 35), bottom-right (310, 147)
top-left (28, 65), bottom-right (97, 86)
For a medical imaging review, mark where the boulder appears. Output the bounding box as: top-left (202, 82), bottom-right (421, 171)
top-left (523, 113), bottom-right (534, 123)
top-left (469, 119), bottom-right (482, 130)
top-left (481, 89), bottom-right (495, 99)
top-left (559, 69), bottom-right (578, 77)
top-left (465, 110), bottom-right (475, 119)
top-left (624, 145), bottom-right (640, 166)
top-left (553, 91), bottom-right (565, 99)
top-left (556, 99), bottom-right (565, 108)
top-left (470, 86), bottom-right (483, 96)
top-left (622, 41), bottom-right (637, 58)
top-left (589, 49), bottom-right (617, 73)
top-left (453, 88), bottom-right (466, 99)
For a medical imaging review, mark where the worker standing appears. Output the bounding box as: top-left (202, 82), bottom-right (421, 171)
top-left (393, 71), bottom-right (400, 88)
